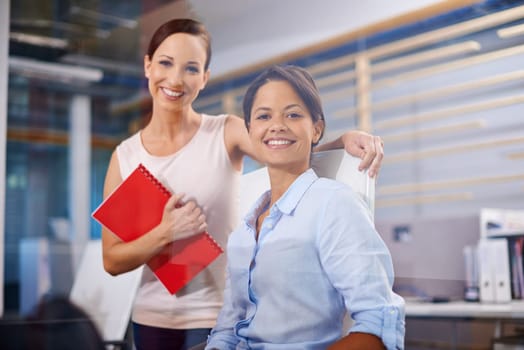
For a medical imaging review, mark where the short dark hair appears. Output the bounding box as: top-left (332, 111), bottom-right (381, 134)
top-left (242, 65), bottom-right (325, 146)
top-left (147, 18), bottom-right (212, 71)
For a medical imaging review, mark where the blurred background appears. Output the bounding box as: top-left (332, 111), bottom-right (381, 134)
top-left (2, 0), bottom-right (524, 348)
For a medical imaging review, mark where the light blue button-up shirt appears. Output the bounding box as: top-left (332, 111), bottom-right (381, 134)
top-left (206, 169), bottom-right (405, 350)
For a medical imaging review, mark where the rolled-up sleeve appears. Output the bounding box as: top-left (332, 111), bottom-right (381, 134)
top-left (350, 304), bottom-right (405, 350)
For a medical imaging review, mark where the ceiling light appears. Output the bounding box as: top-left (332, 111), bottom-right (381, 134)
top-left (497, 23), bottom-right (524, 38)
top-left (11, 19), bottom-right (110, 39)
top-left (10, 32), bottom-right (68, 49)
top-left (70, 6), bottom-right (137, 29)
top-left (9, 56), bottom-right (103, 84)
top-left (61, 54), bottom-right (142, 76)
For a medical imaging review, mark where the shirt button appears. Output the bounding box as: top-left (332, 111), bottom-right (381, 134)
top-left (390, 309), bottom-right (396, 314)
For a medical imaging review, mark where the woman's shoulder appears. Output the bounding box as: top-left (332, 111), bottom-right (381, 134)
top-left (308, 178), bottom-right (374, 227)
top-left (202, 112), bottom-right (227, 118)
top-left (309, 177), bottom-right (359, 203)
top-left (115, 131), bottom-right (142, 160)
top-left (200, 113), bottom-right (230, 132)
top-left (202, 113), bottom-right (228, 122)
top-left (314, 177), bottom-right (353, 192)
top-left (221, 113), bottom-right (243, 124)
top-left (117, 131), bottom-right (141, 149)
top-left (221, 114), bottom-right (250, 140)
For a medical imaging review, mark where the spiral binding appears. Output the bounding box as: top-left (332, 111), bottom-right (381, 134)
top-left (203, 232), bottom-right (224, 254)
top-left (137, 163), bottom-right (171, 197)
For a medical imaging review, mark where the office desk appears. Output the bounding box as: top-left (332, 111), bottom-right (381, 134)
top-left (406, 300), bottom-right (524, 320)
top-left (406, 300), bottom-right (524, 344)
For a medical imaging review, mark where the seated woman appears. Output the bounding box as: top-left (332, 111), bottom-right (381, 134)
top-left (205, 65), bottom-right (405, 350)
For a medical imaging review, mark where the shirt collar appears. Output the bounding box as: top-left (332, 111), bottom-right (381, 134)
top-left (243, 168), bottom-right (318, 226)
top-left (275, 168), bottom-right (318, 215)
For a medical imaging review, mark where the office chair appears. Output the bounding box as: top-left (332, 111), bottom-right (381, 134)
top-left (240, 149), bottom-right (375, 217)
top-left (69, 240), bottom-right (143, 349)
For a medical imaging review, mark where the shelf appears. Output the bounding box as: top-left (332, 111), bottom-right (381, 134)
top-left (406, 300), bottom-right (524, 319)
top-left (485, 230), bottom-right (524, 238)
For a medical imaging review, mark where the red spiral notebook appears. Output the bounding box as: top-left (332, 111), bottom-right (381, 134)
top-left (92, 163), bottom-right (224, 294)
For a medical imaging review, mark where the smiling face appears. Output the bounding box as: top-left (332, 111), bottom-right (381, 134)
top-left (144, 33), bottom-right (209, 114)
top-left (248, 80), bottom-right (324, 173)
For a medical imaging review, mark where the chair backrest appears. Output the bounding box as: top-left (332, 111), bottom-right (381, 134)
top-left (69, 240), bottom-right (143, 344)
top-left (240, 149), bottom-right (375, 218)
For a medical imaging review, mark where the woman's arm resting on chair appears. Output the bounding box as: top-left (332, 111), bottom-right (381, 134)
top-left (328, 332), bottom-right (386, 350)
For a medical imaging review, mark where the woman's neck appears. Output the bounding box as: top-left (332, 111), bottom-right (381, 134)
top-left (147, 106), bottom-right (199, 136)
top-left (140, 106), bottom-right (202, 156)
top-left (267, 166), bottom-right (307, 206)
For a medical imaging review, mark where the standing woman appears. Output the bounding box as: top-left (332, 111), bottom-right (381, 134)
top-left (101, 19), bottom-right (384, 350)
top-left (206, 65), bottom-right (404, 350)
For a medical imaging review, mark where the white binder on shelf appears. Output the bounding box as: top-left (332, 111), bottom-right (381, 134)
top-left (478, 239), bottom-right (495, 303)
top-left (478, 238), bottom-right (511, 303)
top-left (493, 238), bottom-right (512, 303)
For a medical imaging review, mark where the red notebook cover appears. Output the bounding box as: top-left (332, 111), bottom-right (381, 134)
top-left (92, 163), bottom-right (223, 294)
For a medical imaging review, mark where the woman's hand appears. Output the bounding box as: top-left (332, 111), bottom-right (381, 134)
top-left (313, 130), bottom-right (384, 178)
top-left (161, 193), bottom-right (207, 242)
top-left (341, 130), bottom-right (384, 178)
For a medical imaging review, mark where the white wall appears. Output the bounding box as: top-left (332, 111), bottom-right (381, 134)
top-left (190, 0), bottom-right (442, 76)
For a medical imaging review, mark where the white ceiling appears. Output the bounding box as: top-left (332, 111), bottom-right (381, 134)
top-left (188, 0), bottom-right (441, 77)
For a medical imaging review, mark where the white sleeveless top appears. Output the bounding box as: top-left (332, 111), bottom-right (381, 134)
top-left (116, 114), bottom-right (241, 329)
